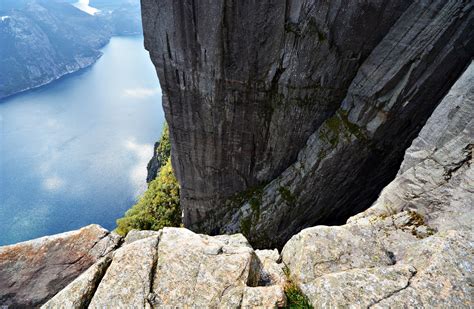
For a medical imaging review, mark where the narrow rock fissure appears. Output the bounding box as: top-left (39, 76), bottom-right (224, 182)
top-left (367, 267), bottom-right (417, 308)
top-left (146, 238), bottom-right (160, 308)
top-left (81, 255), bottom-right (113, 309)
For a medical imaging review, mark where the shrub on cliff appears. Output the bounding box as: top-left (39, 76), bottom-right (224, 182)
top-left (147, 124), bottom-right (171, 182)
top-left (116, 157), bottom-right (181, 236)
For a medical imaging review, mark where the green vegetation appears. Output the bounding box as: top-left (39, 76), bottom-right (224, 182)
top-left (227, 183), bottom-right (267, 237)
top-left (147, 124), bottom-right (171, 181)
top-left (155, 124), bottom-right (171, 164)
top-left (318, 110), bottom-right (367, 150)
top-left (115, 157), bottom-right (181, 236)
top-left (283, 266), bottom-right (313, 308)
top-left (279, 186), bottom-right (297, 205)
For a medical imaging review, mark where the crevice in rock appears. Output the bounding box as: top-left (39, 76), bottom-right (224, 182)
top-left (146, 238), bottom-right (160, 308)
top-left (80, 255), bottom-right (114, 309)
top-left (367, 266), bottom-right (417, 308)
top-left (443, 143), bottom-right (472, 180)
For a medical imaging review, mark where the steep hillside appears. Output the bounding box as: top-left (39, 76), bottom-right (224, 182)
top-left (0, 0), bottom-right (141, 100)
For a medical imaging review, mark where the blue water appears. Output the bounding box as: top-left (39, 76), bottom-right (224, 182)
top-left (0, 36), bottom-right (164, 245)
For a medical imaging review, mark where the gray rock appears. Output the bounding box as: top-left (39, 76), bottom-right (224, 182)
top-left (242, 286), bottom-right (286, 309)
top-left (281, 62), bottom-right (474, 307)
top-left (0, 224), bottom-right (121, 308)
top-left (41, 255), bottom-right (113, 309)
top-left (141, 0), bottom-right (412, 232)
top-left (255, 249), bottom-right (286, 286)
top-left (150, 228), bottom-right (261, 307)
top-left (123, 229), bottom-right (162, 245)
top-left (142, 0), bottom-right (473, 247)
top-left (44, 227), bottom-right (286, 307)
top-left (282, 225), bottom-right (395, 283)
top-left (89, 236), bottom-right (159, 308)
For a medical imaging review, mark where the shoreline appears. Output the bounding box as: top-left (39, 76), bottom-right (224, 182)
top-left (0, 33), bottom-right (143, 103)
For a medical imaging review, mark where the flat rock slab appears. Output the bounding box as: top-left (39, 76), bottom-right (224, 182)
top-left (0, 224), bottom-right (121, 308)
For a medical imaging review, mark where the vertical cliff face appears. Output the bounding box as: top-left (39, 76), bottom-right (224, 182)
top-left (142, 0), bottom-right (473, 247)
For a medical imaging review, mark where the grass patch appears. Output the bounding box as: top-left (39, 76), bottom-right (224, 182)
top-left (283, 266), bottom-right (313, 309)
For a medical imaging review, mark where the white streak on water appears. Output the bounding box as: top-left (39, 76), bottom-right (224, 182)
top-left (124, 138), bottom-right (154, 198)
top-left (123, 87), bottom-right (161, 99)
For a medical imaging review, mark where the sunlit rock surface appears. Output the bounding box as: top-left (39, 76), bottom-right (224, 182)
top-left (0, 224), bottom-right (121, 308)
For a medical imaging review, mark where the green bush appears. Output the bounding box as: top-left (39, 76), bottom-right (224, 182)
top-left (155, 124), bottom-right (171, 165)
top-left (116, 158), bottom-right (181, 236)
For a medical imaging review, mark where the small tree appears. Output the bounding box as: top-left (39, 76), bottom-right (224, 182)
top-left (116, 158), bottom-right (181, 236)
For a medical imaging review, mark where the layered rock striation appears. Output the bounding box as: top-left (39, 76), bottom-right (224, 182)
top-left (142, 0), bottom-right (473, 246)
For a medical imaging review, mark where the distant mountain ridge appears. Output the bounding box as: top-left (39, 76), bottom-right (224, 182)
top-left (0, 0), bottom-right (142, 100)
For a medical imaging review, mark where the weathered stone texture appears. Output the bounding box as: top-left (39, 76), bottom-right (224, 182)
top-left (39, 228), bottom-right (287, 308)
top-left (0, 224), bottom-right (121, 308)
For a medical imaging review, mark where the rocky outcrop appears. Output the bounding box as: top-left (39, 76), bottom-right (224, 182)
top-left (281, 61), bottom-right (473, 307)
top-left (142, 0), bottom-right (473, 246)
top-left (0, 224), bottom-right (121, 308)
top-left (41, 227), bottom-right (287, 308)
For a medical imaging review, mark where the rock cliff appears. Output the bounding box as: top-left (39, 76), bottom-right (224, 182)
top-left (1, 62), bottom-right (471, 307)
top-left (281, 61), bottom-right (473, 307)
top-left (142, 0), bottom-right (473, 247)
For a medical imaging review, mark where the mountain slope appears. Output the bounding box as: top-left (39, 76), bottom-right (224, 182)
top-left (0, 0), bottom-right (142, 100)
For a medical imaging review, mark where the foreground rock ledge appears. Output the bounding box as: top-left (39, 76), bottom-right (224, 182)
top-left (42, 228), bottom-right (286, 308)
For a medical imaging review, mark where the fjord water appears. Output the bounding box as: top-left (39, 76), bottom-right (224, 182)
top-left (0, 36), bottom-right (164, 245)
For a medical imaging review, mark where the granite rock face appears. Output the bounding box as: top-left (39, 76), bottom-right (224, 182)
top-left (0, 224), bottom-right (121, 308)
top-left (42, 227), bottom-right (287, 308)
top-left (281, 62), bottom-right (473, 307)
top-left (142, 0), bottom-right (473, 246)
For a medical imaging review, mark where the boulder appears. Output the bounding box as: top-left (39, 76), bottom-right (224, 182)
top-left (89, 236), bottom-right (160, 308)
top-left (0, 224), bottom-right (121, 308)
top-left (41, 255), bottom-right (113, 309)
